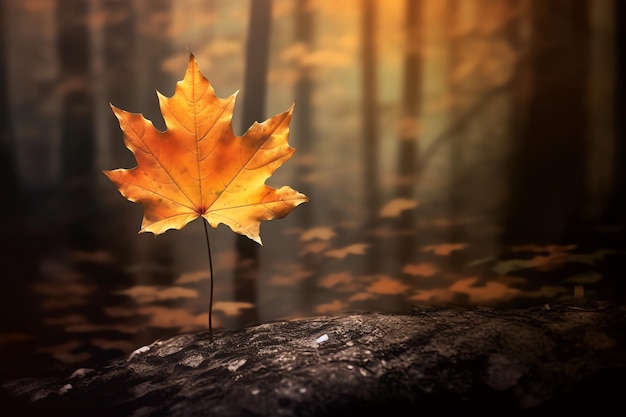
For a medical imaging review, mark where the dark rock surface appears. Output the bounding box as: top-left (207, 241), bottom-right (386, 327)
top-left (2, 300), bottom-right (626, 416)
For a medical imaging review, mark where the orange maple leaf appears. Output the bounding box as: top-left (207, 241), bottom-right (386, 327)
top-left (104, 53), bottom-right (309, 244)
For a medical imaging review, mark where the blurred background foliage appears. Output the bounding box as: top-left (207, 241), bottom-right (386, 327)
top-left (0, 0), bottom-right (624, 379)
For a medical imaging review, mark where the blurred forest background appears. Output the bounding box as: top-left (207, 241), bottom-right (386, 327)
top-left (0, 0), bottom-right (625, 380)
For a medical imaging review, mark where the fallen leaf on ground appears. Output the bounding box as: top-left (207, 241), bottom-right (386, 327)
top-left (300, 226), bottom-right (336, 241)
top-left (448, 277), bottom-right (520, 304)
top-left (325, 243), bottom-right (370, 259)
top-left (422, 243), bottom-right (467, 256)
top-left (348, 292), bottom-right (376, 302)
top-left (379, 198), bottom-right (419, 218)
top-left (402, 262), bottom-right (438, 277)
top-left (299, 241), bottom-right (331, 255)
top-left (318, 271), bottom-right (358, 291)
top-left (366, 274), bottom-right (410, 295)
top-left (314, 299), bottom-right (348, 314)
top-left (213, 301), bottom-right (255, 316)
top-left (175, 270), bottom-right (211, 284)
top-left (268, 263), bottom-right (312, 285)
top-left (116, 285), bottom-right (199, 303)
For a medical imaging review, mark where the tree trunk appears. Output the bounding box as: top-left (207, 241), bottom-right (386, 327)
top-left (395, 0), bottom-right (423, 268)
top-left (445, 0), bottom-right (466, 248)
top-left (121, 0), bottom-right (174, 324)
top-left (361, 0), bottom-right (380, 274)
top-left (100, 0), bottom-right (137, 265)
top-left (234, 0), bottom-right (273, 328)
top-left (57, 0), bottom-right (98, 250)
top-left (602, 0), bottom-right (625, 227)
top-left (293, 0), bottom-right (315, 231)
top-left (0, 0), bottom-right (38, 341)
top-left (134, 0), bottom-right (173, 130)
top-left (361, 0), bottom-right (379, 226)
top-left (102, 0), bottom-right (136, 169)
top-left (503, 0), bottom-right (590, 245)
top-left (0, 0), bottom-right (23, 256)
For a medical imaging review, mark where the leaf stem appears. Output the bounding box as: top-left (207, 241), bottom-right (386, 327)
top-left (202, 219), bottom-right (214, 342)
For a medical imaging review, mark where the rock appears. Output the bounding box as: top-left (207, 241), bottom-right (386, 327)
top-left (2, 300), bottom-right (626, 416)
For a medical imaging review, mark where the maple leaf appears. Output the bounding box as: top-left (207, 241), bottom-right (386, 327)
top-left (104, 53), bottom-right (308, 244)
